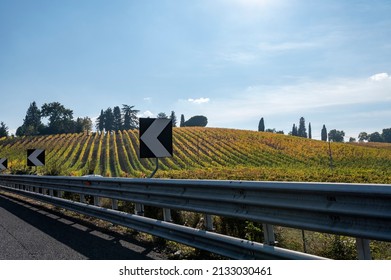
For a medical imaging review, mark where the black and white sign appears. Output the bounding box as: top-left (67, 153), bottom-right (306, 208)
top-left (27, 149), bottom-right (45, 166)
top-left (0, 158), bottom-right (7, 170)
top-left (139, 118), bottom-right (172, 158)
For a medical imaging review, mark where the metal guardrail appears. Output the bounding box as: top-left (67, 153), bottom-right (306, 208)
top-left (0, 185), bottom-right (321, 260)
top-left (1, 174), bottom-right (391, 259)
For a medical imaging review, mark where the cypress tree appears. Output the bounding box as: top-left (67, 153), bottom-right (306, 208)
top-left (321, 125), bottom-right (327, 141)
top-left (308, 122), bottom-right (312, 139)
top-left (298, 117), bottom-right (307, 138)
top-left (292, 124), bottom-right (298, 136)
top-left (258, 117), bottom-right (265, 132)
top-left (113, 106), bottom-right (122, 131)
top-left (104, 107), bottom-right (114, 132)
top-left (96, 109), bottom-right (105, 132)
top-left (180, 114), bottom-right (185, 127)
top-left (170, 111), bottom-right (177, 127)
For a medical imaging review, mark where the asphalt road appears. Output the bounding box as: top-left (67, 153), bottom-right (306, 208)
top-left (0, 192), bottom-right (163, 260)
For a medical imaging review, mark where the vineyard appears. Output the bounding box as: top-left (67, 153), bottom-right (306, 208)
top-left (2, 127), bottom-right (391, 260)
top-left (1, 127), bottom-right (391, 184)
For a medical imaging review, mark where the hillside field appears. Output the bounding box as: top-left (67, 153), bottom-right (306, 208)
top-left (1, 127), bottom-right (391, 184)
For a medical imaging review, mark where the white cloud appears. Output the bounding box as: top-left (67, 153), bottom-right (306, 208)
top-left (185, 76), bottom-right (391, 129)
top-left (143, 97), bottom-right (152, 102)
top-left (139, 110), bottom-right (154, 118)
top-left (369, 72), bottom-right (390, 81)
top-left (217, 38), bottom-right (324, 66)
top-left (188, 97), bottom-right (210, 104)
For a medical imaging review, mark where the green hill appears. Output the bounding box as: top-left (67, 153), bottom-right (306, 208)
top-left (1, 127), bottom-right (391, 183)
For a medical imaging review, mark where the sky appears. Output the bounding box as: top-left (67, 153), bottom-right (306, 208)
top-left (1, 0), bottom-right (390, 140)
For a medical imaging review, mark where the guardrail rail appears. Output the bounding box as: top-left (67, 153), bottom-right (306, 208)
top-left (1, 174), bottom-right (390, 260)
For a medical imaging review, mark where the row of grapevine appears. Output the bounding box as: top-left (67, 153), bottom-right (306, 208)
top-left (1, 128), bottom-right (391, 183)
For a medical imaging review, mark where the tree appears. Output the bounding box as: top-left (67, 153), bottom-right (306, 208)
top-left (103, 107), bottom-right (114, 132)
top-left (170, 111), bottom-right (177, 127)
top-left (368, 132), bottom-right (383, 142)
top-left (122, 105), bottom-right (139, 130)
top-left (180, 114), bottom-right (185, 127)
top-left (291, 124), bottom-right (298, 136)
top-left (298, 117), bottom-right (307, 138)
top-left (183, 115), bottom-right (208, 127)
top-left (41, 102), bottom-right (74, 134)
top-left (113, 106), bottom-right (122, 131)
top-left (96, 110), bottom-right (105, 132)
top-left (308, 123), bottom-right (312, 139)
top-left (16, 101), bottom-right (42, 136)
top-left (75, 117), bottom-right (92, 133)
top-left (157, 112), bottom-right (168, 119)
top-left (321, 125), bottom-right (327, 141)
top-left (382, 128), bottom-right (391, 143)
top-left (0, 122), bottom-right (8, 137)
top-left (258, 117), bottom-right (265, 132)
top-left (358, 132), bottom-right (368, 142)
top-left (349, 137), bottom-right (356, 142)
top-left (328, 129), bottom-right (345, 142)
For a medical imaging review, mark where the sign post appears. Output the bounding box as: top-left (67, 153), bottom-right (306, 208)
top-left (27, 149), bottom-right (45, 176)
top-left (139, 118), bottom-right (173, 220)
top-left (139, 117), bottom-right (173, 177)
top-left (0, 158), bottom-right (7, 171)
top-left (27, 149), bottom-right (45, 167)
top-left (139, 118), bottom-right (173, 159)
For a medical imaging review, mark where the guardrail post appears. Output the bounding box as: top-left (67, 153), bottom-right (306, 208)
top-left (162, 208), bottom-right (172, 222)
top-left (80, 194), bottom-right (85, 203)
top-left (204, 214), bottom-right (214, 231)
top-left (356, 238), bottom-right (371, 260)
top-left (49, 189), bottom-right (54, 196)
top-left (302, 230), bottom-right (307, 253)
top-left (112, 199), bottom-right (118, 210)
top-left (94, 196), bottom-right (100, 207)
top-left (135, 203), bottom-right (144, 216)
top-left (263, 223), bottom-right (276, 245)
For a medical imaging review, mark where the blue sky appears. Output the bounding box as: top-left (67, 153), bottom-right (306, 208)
top-left (1, 0), bottom-right (390, 140)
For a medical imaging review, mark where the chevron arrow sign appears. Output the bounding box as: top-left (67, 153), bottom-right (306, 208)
top-left (0, 158), bottom-right (7, 170)
top-left (27, 149), bottom-right (45, 166)
top-left (139, 118), bottom-right (172, 158)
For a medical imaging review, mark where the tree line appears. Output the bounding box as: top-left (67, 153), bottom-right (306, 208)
top-left (0, 101), bottom-right (208, 137)
top-left (357, 130), bottom-right (391, 143)
top-left (258, 117), bottom-right (319, 139)
top-left (12, 101), bottom-right (93, 136)
top-left (96, 105), bottom-right (140, 132)
top-left (258, 117), bottom-right (391, 143)
top-left (95, 106), bottom-right (208, 133)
